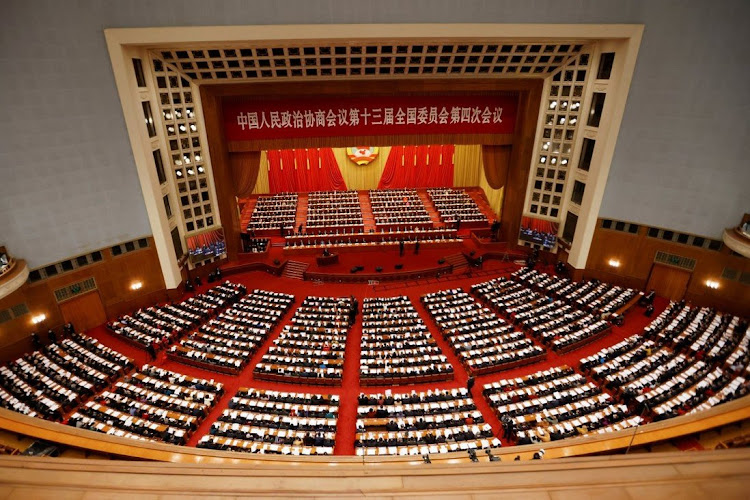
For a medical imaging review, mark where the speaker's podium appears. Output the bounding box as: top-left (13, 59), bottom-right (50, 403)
top-left (316, 252), bottom-right (339, 266)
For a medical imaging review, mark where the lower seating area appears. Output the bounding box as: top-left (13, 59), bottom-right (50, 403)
top-left (69, 366), bottom-right (224, 445)
top-left (0, 333), bottom-right (133, 421)
top-left (355, 388), bottom-right (500, 456)
top-left (512, 268), bottom-right (639, 317)
top-left (1, 259), bottom-right (748, 459)
top-left (168, 289), bottom-right (294, 374)
top-left (484, 365), bottom-right (640, 444)
top-left (254, 296), bottom-right (354, 384)
top-left (472, 275), bottom-right (613, 353)
top-left (421, 288), bottom-right (546, 375)
top-left (106, 282), bottom-right (246, 350)
top-left (198, 388), bottom-right (339, 455)
top-left (360, 296), bottom-right (453, 385)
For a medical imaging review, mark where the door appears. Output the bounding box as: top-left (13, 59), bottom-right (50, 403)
top-left (59, 290), bottom-right (108, 333)
top-left (646, 264), bottom-right (691, 301)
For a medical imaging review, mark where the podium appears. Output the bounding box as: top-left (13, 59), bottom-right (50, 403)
top-left (316, 253), bottom-right (339, 266)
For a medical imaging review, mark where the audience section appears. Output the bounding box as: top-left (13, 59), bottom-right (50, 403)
top-left (422, 288), bottom-right (546, 375)
top-left (107, 282), bottom-right (246, 350)
top-left (247, 193), bottom-right (297, 234)
top-left (68, 365), bottom-right (223, 445)
top-left (168, 289), bottom-right (294, 374)
top-left (360, 296), bottom-right (453, 385)
top-left (254, 296), bottom-right (355, 385)
top-left (485, 365), bottom-right (638, 445)
top-left (428, 188), bottom-right (488, 227)
top-left (0, 333), bottom-right (133, 421)
top-left (355, 388), bottom-right (501, 456)
top-left (198, 388), bottom-right (338, 455)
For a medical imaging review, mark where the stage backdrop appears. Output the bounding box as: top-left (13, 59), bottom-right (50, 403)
top-left (224, 95), bottom-right (518, 141)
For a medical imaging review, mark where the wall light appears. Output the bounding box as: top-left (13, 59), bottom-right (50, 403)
top-left (705, 279), bottom-right (720, 289)
top-left (608, 259), bottom-right (621, 268)
top-left (130, 281), bottom-right (143, 291)
top-left (31, 314), bottom-right (46, 325)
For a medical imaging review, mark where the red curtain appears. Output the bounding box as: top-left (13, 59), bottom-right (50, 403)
top-left (186, 228), bottom-right (225, 251)
top-left (267, 148), bottom-right (347, 193)
top-left (521, 216), bottom-right (559, 235)
top-left (377, 144), bottom-right (454, 189)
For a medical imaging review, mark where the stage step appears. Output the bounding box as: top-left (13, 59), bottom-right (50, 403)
top-left (294, 193), bottom-right (308, 233)
top-left (281, 260), bottom-right (309, 280)
top-left (239, 197), bottom-right (257, 232)
top-left (467, 188), bottom-right (498, 222)
top-left (359, 191), bottom-right (376, 233)
top-left (444, 253), bottom-right (470, 274)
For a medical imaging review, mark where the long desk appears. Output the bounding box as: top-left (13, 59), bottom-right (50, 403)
top-left (304, 264), bottom-right (453, 283)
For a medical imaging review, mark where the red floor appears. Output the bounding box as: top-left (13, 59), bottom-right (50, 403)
top-left (85, 246), bottom-right (665, 455)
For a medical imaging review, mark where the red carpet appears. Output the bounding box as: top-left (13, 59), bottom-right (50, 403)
top-left (84, 249), bottom-right (666, 455)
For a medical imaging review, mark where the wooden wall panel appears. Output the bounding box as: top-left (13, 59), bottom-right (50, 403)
top-left (585, 222), bottom-right (750, 316)
top-left (646, 264), bottom-right (691, 301)
top-left (500, 81), bottom-right (543, 245)
top-left (200, 87), bottom-right (241, 260)
top-left (59, 291), bottom-right (107, 333)
top-left (0, 238), bottom-right (167, 361)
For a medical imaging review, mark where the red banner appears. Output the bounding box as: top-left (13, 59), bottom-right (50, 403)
top-left (223, 95), bottom-right (518, 141)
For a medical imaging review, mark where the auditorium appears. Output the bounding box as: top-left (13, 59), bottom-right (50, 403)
top-left (1, 1), bottom-right (749, 497)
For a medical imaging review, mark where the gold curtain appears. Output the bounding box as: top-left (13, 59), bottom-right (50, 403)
top-left (451, 144), bottom-right (504, 219)
top-left (251, 150), bottom-right (270, 194)
top-left (452, 145), bottom-right (482, 187)
top-left (332, 146), bottom-right (391, 190)
top-left (229, 151), bottom-right (261, 198)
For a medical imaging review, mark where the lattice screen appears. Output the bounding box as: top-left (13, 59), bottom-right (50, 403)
top-left (151, 59), bottom-right (216, 234)
top-left (527, 52), bottom-right (591, 220)
top-left (154, 41), bottom-right (585, 83)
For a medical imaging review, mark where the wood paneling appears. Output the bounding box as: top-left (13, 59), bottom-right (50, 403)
top-left (585, 222), bottom-right (750, 316)
top-left (499, 81), bottom-right (543, 246)
top-left (1, 449), bottom-right (750, 498)
top-left (647, 264), bottom-right (691, 301)
top-left (0, 238), bottom-right (167, 360)
top-left (59, 291), bottom-right (107, 333)
top-left (200, 87), bottom-right (241, 260)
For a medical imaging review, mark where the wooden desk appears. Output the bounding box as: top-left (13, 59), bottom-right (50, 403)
top-left (316, 253), bottom-right (339, 266)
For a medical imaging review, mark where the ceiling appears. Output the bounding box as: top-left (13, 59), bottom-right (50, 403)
top-left (151, 39), bottom-right (587, 84)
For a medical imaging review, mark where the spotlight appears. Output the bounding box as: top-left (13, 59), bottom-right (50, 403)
top-left (130, 281), bottom-right (143, 291)
top-left (608, 259), bottom-right (621, 268)
top-left (485, 449), bottom-right (500, 462)
top-left (31, 314), bottom-right (46, 325)
top-left (422, 454), bottom-right (431, 464)
top-left (467, 449), bottom-right (478, 463)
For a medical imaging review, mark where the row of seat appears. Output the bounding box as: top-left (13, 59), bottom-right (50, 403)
top-left (0, 333), bottom-right (133, 420)
top-left (107, 282), bottom-right (246, 349)
top-left (254, 296), bottom-right (354, 384)
top-left (247, 193), bottom-right (297, 232)
top-left (427, 188), bottom-right (488, 224)
top-left (168, 289), bottom-right (294, 373)
top-left (422, 288), bottom-right (546, 376)
top-left (198, 388), bottom-right (339, 455)
top-left (360, 296), bottom-right (453, 385)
